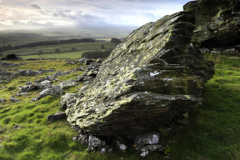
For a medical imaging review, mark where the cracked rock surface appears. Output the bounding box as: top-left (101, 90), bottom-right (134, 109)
top-left (66, 11), bottom-right (215, 137)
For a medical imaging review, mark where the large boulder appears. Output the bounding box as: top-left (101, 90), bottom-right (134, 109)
top-left (65, 11), bottom-right (214, 137)
top-left (184, 0), bottom-right (240, 47)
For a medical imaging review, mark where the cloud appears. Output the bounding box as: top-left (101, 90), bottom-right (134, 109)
top-left (0, 0), bottom-right (190, 30)
top-left (31, 4), bottom-right (41, 9)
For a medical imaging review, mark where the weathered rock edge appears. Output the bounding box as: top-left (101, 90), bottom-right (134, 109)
top-left (184, 0), bottom-right (240, 47)
top-left (65, 11), bottom-right (215, 137)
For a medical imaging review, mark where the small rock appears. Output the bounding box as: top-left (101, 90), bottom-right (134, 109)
top-left (0, 98), bottom-right (6, 103)
top-left (37, 85), bottom-right (62, 100)
top-left (0, 145), bottom-right (3, 149)
top-left (78, 134), bottom-right (89, 146)
top-left (100, 148), bottom-right (106, 154)
top-left (72, 137), bottom-right (77, 141)
top-left (59, 79), bottom-right (77, 89)
top-left (25, 82), bottom-right (32, 86)
top-left (9, 96), bottom-right (20, 102)
top-left (46, 75), bottom-right (55, 81)
top-left (40, 80), bottom-right (52, 86)
top-left (15, 92), bottom-right (29, 96)
top-left (13, 125), bottom-right (23, 129)
top-left (134, 132), bottom-right (160, 150)
top-left (140, 145), bottom-right (162, 158)
top-left (165, 154), bottom-right (172, 159)
top-left (87, 135), bottom-right (106, 151)
top-left (1, 86), bottom-right (5, 90)
top-left (108, 148), bottom-right (113, 152)
top-left (71, 125), bottom-right (80, 131)
top-left (47, 112), bottom-right (67, 122)
top-left (114, 137), bottom-right (127, 151)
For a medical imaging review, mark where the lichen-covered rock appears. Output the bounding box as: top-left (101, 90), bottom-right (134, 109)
top-left (59, 79), bottom-right (77, 89)
top-left (37, 85), bottom-right (62, 100)
top-left (184, 0), bottom-right (240, 47)
top-left (60, 93), bottom-right (76, 110)
top-left (66, 11), bottom-right (214, 137)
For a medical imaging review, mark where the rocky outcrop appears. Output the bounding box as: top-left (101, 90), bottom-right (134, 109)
top-left (184, 0), bottom-right (240, 47)
top-left (65, 11), bottom-right (215, 137)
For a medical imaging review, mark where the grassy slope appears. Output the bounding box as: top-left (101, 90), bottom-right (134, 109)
top-left (1, 55), bottom-right (240, 159)
top-left (1, 42), bottom-right (116, 59)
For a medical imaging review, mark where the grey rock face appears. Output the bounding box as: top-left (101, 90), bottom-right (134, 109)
top-left (40, 80), bottom-right (52, 86)
top-left (60, 93), bottom-right (76, 110)
top-left (66, 11), bottom-right (214, 137)
top-left (184, 0), bottom-right (240, 47)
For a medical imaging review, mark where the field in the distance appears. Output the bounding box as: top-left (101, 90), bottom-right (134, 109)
top-left (1, 42), bottom-right (116, 59)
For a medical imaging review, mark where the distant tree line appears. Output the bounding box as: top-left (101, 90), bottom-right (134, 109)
top-left (82, 49), bottom-right (113, 59)
top-left (0, 38), bottom-right (95, 52)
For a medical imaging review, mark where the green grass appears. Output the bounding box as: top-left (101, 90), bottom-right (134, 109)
top-left (21, 50), bottom-right (94, 59)
top-left (1, 42), bottom-right (115, 59)
top-left (1, 55), bottom-right (240, 159)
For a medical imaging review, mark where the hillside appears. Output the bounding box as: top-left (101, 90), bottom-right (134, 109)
top-left (0, 55), bottom-right (240, 159)
top-left (1, 0), bottom-right (240, 159)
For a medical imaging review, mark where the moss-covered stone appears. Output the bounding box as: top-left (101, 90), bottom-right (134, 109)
top-left (184, 0), bottom-right (240, 47)
top-left (65, 11), bottom-right (214, 137)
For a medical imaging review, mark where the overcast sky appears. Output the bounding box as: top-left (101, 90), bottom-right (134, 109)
top-left (0, 0), bottom-right (190, 30)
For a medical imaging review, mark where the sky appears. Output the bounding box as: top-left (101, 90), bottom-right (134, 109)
top-left (0, 0), bottom-right (191, 30)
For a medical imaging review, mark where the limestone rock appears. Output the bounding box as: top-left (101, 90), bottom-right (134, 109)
top-left (9, 96), bottom-right (20, 102)
top-left (87, 135), bottom-right (106, 151)
top-left (140, 145), bottom-right (163, 158)
top-left (184, 0), bottom-right (240, 47)
top-left (134, 132), bottom-right (160, 150)
top-left (60, 93), bottom-right (76, 110)
top-left (59, 79), bottom-right (77, 89)
top-left (66, 11), bottom-right (214, 137)
top-left (37, 85), bottom-right (62, 100)
top-left (0, 98), bottom-right (6, 103)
